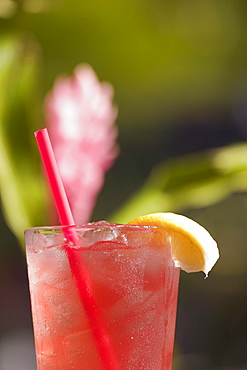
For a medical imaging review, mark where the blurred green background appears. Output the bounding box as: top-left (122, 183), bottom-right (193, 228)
top-left (1, 0), bottom-right (247, 368)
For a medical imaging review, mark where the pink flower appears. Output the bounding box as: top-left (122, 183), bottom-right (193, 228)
top-left (44, 64), bottom-right (119, 224)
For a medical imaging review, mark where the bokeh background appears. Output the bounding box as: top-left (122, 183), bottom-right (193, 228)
top-left (1, 0), bottom-right (247, 369)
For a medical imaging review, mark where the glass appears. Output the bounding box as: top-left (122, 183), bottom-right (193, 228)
top-left (25, 222), bottom-right (180, 370)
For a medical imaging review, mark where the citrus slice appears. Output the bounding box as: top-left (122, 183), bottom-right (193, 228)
top-left (128, 212), bottom-right (219, 277)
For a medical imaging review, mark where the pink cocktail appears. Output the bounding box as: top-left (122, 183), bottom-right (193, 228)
top-left (25, 222), bottom-right (180, 369)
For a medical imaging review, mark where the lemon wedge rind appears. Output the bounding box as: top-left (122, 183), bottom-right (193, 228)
top-left (128, 212), bottom-right (219, 277)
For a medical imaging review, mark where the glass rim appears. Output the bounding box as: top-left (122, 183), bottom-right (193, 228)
top-left (24, 222), bottom-right (158, 234)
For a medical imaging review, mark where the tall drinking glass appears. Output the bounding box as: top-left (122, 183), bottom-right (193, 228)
top-left (25, 222), bottom-right (180, 369)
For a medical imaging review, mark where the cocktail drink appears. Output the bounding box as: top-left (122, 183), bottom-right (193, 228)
top-left (25, 129), bottom-right (219, 370)
top-left (25, 222), bottom-right (180, 370)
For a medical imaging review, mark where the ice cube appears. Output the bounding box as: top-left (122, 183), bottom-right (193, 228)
top-left (80, 223), bottom-right (122, 248)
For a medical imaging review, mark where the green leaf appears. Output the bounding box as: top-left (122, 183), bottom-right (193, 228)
top-left (111, 144), bottom-right (247, 223)
top-left (0, 34), bottom-right (47, 247)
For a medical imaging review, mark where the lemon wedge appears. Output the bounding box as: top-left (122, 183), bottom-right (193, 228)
top-left (128, 212), bottom-right (219, 277)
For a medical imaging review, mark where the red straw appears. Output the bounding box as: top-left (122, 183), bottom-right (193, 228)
top-left (34, 128), bottom-right (119, 369)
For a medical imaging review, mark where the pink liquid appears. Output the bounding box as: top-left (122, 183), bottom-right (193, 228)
top-left (25, 223), bottom-right (180, 369)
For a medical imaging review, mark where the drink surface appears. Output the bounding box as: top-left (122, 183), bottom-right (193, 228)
top-left (25, 222), bottom-right (180, 370)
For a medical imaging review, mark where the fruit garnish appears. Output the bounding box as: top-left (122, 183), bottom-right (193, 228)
top-left (128, 212), bottom-right (219, 277)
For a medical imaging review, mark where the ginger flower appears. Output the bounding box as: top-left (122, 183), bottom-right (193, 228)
top-left (45, 64), bottom-right (118, 224)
